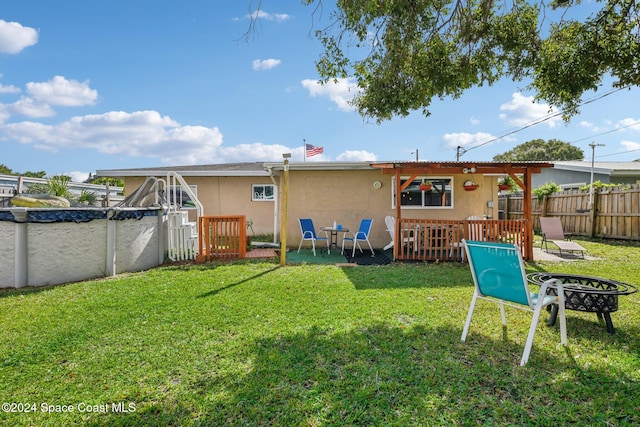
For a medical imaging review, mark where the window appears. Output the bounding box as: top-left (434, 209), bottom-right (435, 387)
top-left (393, 177), bottom-right (453, 209)
top-left (167, 185), bottom-right (197, 209)
top-left (252, 184), bottom-right (275, 201)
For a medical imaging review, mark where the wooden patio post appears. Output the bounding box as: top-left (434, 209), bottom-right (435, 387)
top-left (394, 169), bottom-right (402, 260)
top-left (279, 155), bottom-right (290, 267)
top-left (522, 169), bottom-right (533, 260)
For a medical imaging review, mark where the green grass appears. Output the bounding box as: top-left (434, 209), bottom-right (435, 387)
top-left (1, 238), bottom-right (639, 426)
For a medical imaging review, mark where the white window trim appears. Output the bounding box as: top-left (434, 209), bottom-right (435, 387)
top-left (252, 184), bottom-right (275, 202)
top-left (392, 176), bottom-right (455, 210)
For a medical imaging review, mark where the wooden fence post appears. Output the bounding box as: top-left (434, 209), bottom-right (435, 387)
top-left (589, 189), bottom-right (599, 238)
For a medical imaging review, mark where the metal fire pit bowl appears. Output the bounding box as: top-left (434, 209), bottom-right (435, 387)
top-left (527, 272), bottom-right (637, 334)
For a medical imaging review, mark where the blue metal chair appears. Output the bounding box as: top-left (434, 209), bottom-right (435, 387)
top-left (297, 218), bottom-right (329, 256)
top-left (461, 240), bottom-right (567, 366)
top-left (341, 218), bottom-right (375, 257)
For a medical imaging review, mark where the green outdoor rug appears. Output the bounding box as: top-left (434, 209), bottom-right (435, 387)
top-left (285, 248), bottom-right (392, 265)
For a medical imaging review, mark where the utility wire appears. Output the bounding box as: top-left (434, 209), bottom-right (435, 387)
top-left (456, 86), bottom-right (629, 157)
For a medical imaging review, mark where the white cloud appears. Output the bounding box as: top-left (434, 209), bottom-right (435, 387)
top-left (0, 83), bottom-right (21, 94)
top-left (336, 150), bottom-right (377, 161)
top-left (252, 58), bottom-right (281, 71)
top-left (301, 78), bottom-right (360, 112)
top-left (499, 92), bottom-right (561, 128)
top-left (26, 75), bottom-right (98, 107)
top-left (218, 142), bottom-right (294, 162)
top-left (0, 19), bottom-right (38, 54)
top-left (66, 171), bottom-right (90, 182)
top-left (616, 118), bottom-right (640, 131)
top-left (469, 116), bottom-right (480, 125)
top-left (0, 110), bottom-right (224, 165)
top-left (620, 140), bottom-right (640, 151)
top-left (441, 132), bottom-right (497, 150)
top-left (247, 10), bottom-right (291, 22)
top-left (12, 97), bottom-right (56, 118)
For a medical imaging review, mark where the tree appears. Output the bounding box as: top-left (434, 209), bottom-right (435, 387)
top-left (280, 0), bottom-right (640, 122)
top-left (492, 139), bottom-right (584, 161)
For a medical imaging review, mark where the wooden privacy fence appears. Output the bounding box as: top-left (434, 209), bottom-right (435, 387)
top-left (396, 218), bottom-right (528, 262)
top-left (197, 215), bottom-right (246, 262)
top-left (499, 184), bottom-right (640, 240)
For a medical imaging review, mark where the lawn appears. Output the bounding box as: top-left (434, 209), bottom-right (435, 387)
top-left (1, 238), bottom-right (639, 426)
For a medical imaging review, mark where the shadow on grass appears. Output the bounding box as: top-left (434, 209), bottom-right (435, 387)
top-left (197, 266), bottom-right (280, 298)
top-left (97, 322), bottom-right (639, 426)
top-left (340, 261), bottom-right (474, 290)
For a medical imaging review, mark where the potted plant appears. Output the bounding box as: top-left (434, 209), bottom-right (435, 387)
top-left (463, 180), bottom-right (479, 191)
top-left (498, 176), bottom-right (513, 191)
top-left (246, 219), bottom-right (255, 250)
top-left (418, 179), bottom-right (433, 191)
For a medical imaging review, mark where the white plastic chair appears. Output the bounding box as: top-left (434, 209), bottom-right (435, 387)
top-left (461, 240), bottom-right (567, 366)
top-left (383, 215), bottom-right (414, 251)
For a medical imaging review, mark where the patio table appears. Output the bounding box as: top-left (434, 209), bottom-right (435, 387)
top-left (322, 226), bottom-right (349, 252)
top-left (527, 272), bottom-right (637, 334)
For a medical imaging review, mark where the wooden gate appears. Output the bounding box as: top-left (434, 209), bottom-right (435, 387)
top-left (197, 215), bottom-right (246, 261)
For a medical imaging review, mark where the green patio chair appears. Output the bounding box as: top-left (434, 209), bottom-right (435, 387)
top-left (461, 240), bottom-right (568, 366)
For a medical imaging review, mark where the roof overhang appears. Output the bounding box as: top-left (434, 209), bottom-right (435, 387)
top-left (370, 161), bottom-right (553, 175)
top-left (96, 169), bottom-right (270, 177)
top-left (264, 161), bottom-right (375, 172)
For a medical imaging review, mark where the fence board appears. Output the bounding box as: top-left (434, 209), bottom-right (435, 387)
top-left (498, 184), bottom-right (640, 240)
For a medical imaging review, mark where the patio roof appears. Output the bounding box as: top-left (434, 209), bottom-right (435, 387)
top-left (371, 161), bottom-right (554, 261)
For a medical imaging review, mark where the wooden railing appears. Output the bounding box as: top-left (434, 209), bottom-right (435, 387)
top-left (197, 215), bottom-right (246, 262)
top-left (395, 219), bottom-right (529, 262)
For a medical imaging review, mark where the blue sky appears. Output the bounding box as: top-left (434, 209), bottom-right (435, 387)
top-left (1, 0), bottom-right (639, 182)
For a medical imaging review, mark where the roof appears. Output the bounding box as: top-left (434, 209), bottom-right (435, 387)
top-left (552, 161), bottom-right (640, 176)
top-left (97, 160), bottom-right (556, 177)
top-left (97, 162), bottom-right (271, 177)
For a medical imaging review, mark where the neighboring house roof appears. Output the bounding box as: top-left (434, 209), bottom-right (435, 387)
top-left (552, 161), bottom-right (640, 177)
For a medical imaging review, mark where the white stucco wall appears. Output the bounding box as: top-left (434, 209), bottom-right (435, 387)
top-left (115, 216), bottom-right (161, 273)
top-left (27, 222), bottom-right (108, 287)
top-left (0, 208), bottom-right (164, 289)
top-left (0, 222), bottom-right (15, 287)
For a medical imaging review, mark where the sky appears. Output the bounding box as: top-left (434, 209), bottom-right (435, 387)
top-left (1, 0), bottom-right (639, 182)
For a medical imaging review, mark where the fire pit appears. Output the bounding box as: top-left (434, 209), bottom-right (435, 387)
top-left (527, 272), bottom-right (637, 334)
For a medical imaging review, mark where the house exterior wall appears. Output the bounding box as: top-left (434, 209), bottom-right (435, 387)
top-left (281, 170), bottom-right (500, 249)
top-left (125, 176), bottom-right (276, 236)
top-left (532, 169), bottom-right (610, 188)
top-left (124, 171), bottom-right (503, 250)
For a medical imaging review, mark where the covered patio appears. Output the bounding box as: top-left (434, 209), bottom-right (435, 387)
top-left (371, 161), bottom-right (553, 261)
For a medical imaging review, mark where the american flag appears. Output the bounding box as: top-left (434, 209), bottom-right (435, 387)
top-left (305, 143), bottom-right (324, 157)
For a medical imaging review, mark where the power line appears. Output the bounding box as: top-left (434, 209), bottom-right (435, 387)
top-left (456, 86), bottom-right (629, 158)
top-left (571, 120), bottom-right (640, 144)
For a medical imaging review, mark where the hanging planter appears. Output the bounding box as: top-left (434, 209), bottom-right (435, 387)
top-left (419, 179), bottom-right (432, 191)
top-left (497, 176), bottom-right (513, 191)
top-left (463, 180), bottom-right (479, 191)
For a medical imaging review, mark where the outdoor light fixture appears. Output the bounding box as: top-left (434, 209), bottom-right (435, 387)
top-left (462, 167), bottom-right (476, 174)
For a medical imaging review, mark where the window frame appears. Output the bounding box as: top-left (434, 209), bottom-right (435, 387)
top-left (251, 184), bottom-right (275, 202)
top-left (392, 176), bottom-right (454, 210)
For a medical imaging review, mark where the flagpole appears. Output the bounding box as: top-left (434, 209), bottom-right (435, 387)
top-left (303, 138), bottom-right (306, 162)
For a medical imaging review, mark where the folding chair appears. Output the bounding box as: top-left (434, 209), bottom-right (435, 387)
top-left (341, 218), bottom-right (375, 257)
top-left (297, 218), bottom-right (329, 256)
top-left (461, 240), bottom-right (567, 366)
